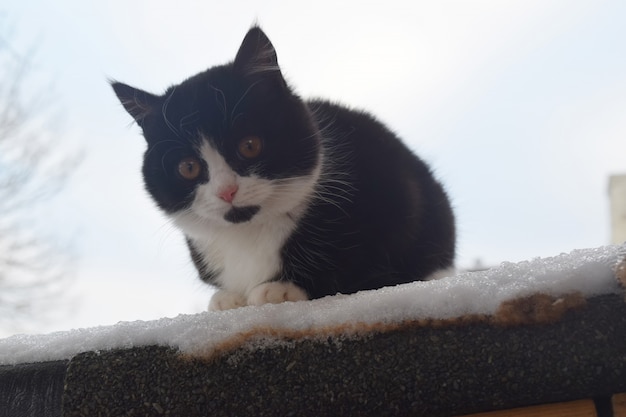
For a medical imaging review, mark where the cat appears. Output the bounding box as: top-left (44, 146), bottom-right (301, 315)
top-left (111, 26), bottom-right (456, 311)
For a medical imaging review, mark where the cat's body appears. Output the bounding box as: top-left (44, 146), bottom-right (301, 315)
top-left (112, 27), bottom-right (455, 310)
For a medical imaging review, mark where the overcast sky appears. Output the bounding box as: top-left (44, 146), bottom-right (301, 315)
top-left (2, 0), bottom-right (625, 336)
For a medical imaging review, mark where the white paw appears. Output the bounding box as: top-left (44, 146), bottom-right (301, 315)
top-left (209, 290), bottom-right (247, 311)
top-left (247, 282), bottom-right (309, 306)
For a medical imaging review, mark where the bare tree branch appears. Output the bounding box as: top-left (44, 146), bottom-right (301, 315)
top-left (0, 25), bottom-right (79, 332)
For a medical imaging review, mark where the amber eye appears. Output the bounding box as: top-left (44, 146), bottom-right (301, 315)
top-left (237, 136), bottom-right (263, 159)
top-left (177, 157), bottom-right (202, 180)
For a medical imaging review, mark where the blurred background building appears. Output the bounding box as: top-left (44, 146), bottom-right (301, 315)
top-left (609, 174), bottom-right (626, 245)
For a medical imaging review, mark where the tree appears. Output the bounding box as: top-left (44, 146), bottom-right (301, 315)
top-left (0, 29), bottom-right (77, 332)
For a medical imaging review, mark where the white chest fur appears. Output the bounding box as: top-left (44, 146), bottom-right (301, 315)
top-left (189, 215), bottom-right (296, 295)
top-left (172, 137), bottom-right (321, 298)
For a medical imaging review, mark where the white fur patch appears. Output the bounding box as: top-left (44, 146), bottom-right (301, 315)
top-left (209, 290), bottom-right (247, 311)
top-left (172, 137), bottom-right (321, 306)
top-left (247, 281), bottom-right (309, 306)
top-left (190, 219), bottom-right (295, 296)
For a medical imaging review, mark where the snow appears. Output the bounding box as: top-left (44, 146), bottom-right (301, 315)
top-left (1, 244), bottom-right (624, 366)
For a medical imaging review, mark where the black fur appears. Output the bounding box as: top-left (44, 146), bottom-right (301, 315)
top-left (112, 26), bottom-right (455, 300)
top-left (281, 100), bottom-right (456, 297)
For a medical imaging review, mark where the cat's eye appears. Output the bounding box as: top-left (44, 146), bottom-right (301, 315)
top-left (237, 136), bottom-right (263, 159)
top-left (178, 157), bottom-right (202, 180)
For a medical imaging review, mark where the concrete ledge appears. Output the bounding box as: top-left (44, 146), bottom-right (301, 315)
top-left (0, 360), bottom-right (67, 417)
top-left (3, 293), bottom-right (625, 417)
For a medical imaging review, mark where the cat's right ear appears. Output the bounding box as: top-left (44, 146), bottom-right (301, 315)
top-left (233, 26), bottom-right (281, 78)
top-left (110, 81), bottom-right (159, 127)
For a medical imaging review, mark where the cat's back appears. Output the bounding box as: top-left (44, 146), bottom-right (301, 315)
top-left (284, 99), bottom-right (455, 296)
top-left (307, 99), bottom-right (432, 176)
top-left (306, 99), bottom-right (451, 215)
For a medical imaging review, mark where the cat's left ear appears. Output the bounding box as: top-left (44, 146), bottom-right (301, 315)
top-left (233, 26), bottom-right (283, 79)
top-left (110, 81), bottom-right (159, 127)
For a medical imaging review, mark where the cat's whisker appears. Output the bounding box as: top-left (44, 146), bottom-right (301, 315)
top-left (179, 111), bottom-right (200, 133)
top-left (161, 87), bottom-right (180, 138)
top-left (310, 195), bottom-right (349, 216)
top-left (210, 85), bottom-right (227, 124)
top-left (145, 140), bottom-right (185, 159)
top-left (159, 147), bottom-right (186, 177)
top-left (153, 219), bottom-right (185, 253)
top-left (231, 112), bottom-right (244, 126)
top-left (230, 80), bottom-right (262, 125)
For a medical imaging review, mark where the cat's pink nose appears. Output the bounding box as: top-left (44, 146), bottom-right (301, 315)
top-left (218, 184), bottom-right (238, 203)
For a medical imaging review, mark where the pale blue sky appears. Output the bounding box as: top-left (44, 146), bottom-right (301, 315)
top-left (2, 0), bottom-right (625, 335)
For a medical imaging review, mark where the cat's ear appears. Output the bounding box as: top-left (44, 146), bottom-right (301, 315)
top-left (110, 81), bottom-right (159, 127)
top-left (233, 26), bottom-right (281, 78)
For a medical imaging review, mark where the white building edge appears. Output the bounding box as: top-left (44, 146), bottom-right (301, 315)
top-left (609, 174), bottom-right (626, 245)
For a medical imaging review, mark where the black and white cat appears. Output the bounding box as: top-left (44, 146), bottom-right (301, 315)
top-left (112, 26), bottom-right (456, 310)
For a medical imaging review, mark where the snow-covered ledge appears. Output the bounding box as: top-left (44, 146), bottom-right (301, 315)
top-left (1, 245), bottom-right (626, 417)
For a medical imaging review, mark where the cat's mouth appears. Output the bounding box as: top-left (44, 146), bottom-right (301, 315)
top-left (224, 205), bottom-right (261, 224)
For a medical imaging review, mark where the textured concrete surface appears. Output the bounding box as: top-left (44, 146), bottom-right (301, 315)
top-left (0, 360), bottom-right (67, 417)
top-left (55, 293), bottom-right (626, 417)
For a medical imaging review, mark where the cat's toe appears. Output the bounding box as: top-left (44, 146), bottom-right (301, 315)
top-left (247, 282), bottom-right (309, 306)
top-left (209, 290), bottom-right (247, 311)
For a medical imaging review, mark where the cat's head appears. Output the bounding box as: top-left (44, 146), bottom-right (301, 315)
top-left (111, 27), bottom-right (321, 234)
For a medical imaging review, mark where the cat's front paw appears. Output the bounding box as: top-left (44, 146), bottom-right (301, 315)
top-left (247, 282), bottom-right (309, 306)
top-left (209, 290), bottom-right (247, 311)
